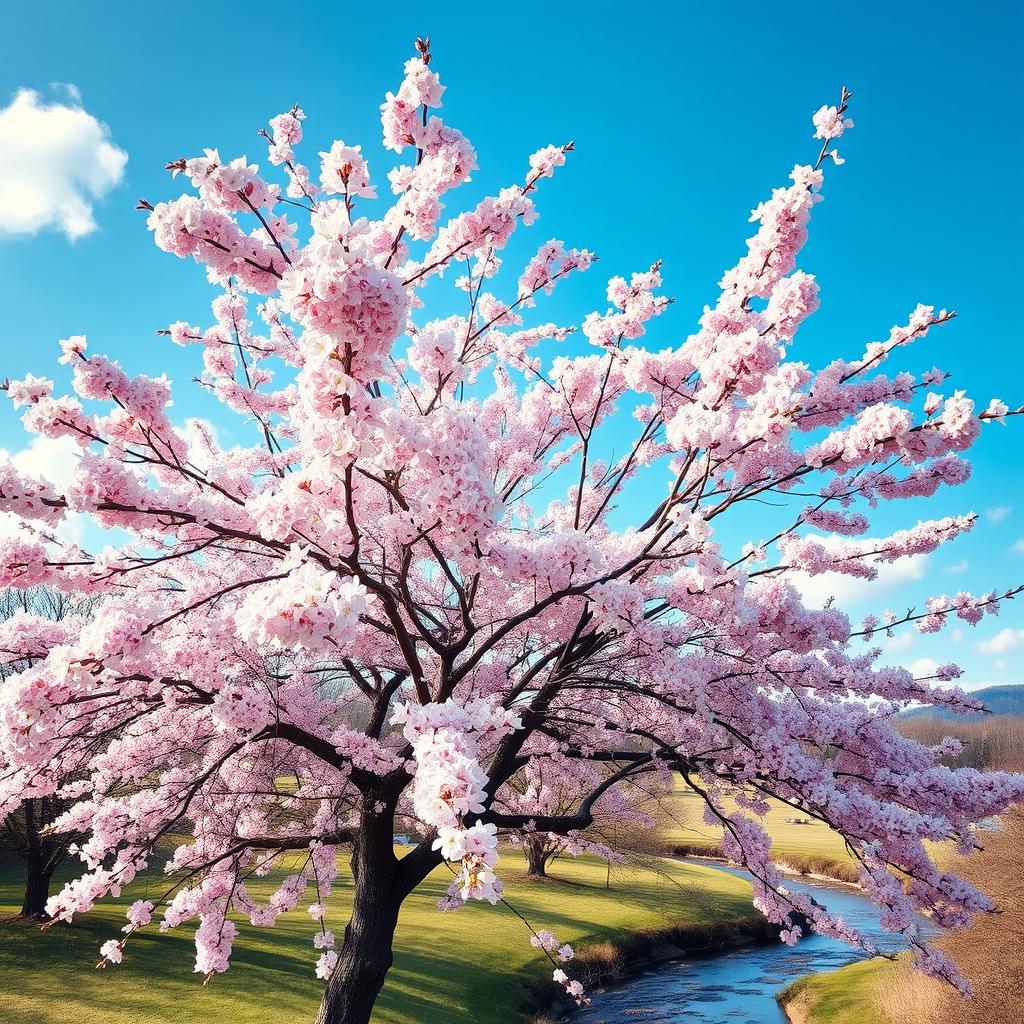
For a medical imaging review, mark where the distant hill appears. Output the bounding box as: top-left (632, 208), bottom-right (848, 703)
top-left (901, 683), bottom-right (1024, 722)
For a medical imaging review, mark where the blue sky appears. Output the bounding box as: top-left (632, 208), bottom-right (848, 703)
top-left (1, 1), bottom-right (1021, 690)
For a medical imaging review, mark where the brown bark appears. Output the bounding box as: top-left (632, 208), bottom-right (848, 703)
top-left (314, 806), bottom-right (439, 1024)
top-left (524, 836), bottom-right (552, 877)
top-left (7, 797), bottom-right (63, 920)
top-left (20, 852), bottom-right (54, 919)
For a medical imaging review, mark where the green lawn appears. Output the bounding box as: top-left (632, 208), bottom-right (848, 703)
top-left (659, 788), bottom-right (856, 877)
top-left (777, 956), bottom-right (894, 1024)
top-left (0, 847), bottom-right (760, 1024)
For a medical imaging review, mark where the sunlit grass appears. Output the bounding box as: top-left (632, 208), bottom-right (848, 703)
top-left (778, 956), bottom-right (892, 1024)
top-left (658, 788), bottom-right (856, 878)
top-left (0, 847), bottom-right (760, 1024)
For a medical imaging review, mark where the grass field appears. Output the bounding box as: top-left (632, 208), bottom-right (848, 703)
top-left (657, 788), bottom-right (858, 880)
top-left (0, 847), bottom-right (762, 1024)
top-left (777, 957), bottom-right (892, 1024)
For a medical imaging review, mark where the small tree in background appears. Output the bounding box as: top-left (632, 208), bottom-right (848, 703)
top-left (497, 757), bottom-right (663, 878)
top-left (0, 588), bottom-right (93, 917)
top-left (0, 38), bottom-right (1022, 1024)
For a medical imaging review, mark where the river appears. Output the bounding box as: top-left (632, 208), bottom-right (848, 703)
top-left (573, 864), bottom-right (921, 1024)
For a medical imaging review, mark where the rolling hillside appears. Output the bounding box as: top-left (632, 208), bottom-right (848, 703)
top-left (901, 683), bottom-right (1024, 722)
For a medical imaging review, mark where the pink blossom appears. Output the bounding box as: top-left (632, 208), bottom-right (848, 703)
top-left (315, 950), bottom-right (338, 980)
top-left (984, 398), bottom-right (1009, 424)
top-left (99, 940), bottom-right (122, 964)
top-left (319, 142), bottom-right (376, 199)
top-left (812, 104), bottom-right (854, 140)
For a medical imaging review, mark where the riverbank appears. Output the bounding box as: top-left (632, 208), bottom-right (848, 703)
top-left (775, 808), bottom-right (1023, 1024)
top-left (0, 849), bottom-right (763, 1024)
top-left (777, 958), bottom-right (891, 1024)
top-left (673, 847), bottom-right (861, 886)
top-left (526, 912), bottom-right (780, 1023)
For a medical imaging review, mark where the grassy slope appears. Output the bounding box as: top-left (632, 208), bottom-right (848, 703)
top-left (0, 849), bottom-right (760, 1024)
top-left (660, 789), bottom-right (855, 873)
top-left (777, 957), bottom-right (892, 1024)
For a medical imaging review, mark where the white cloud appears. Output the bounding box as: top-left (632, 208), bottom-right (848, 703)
top-left (962, 679), bottom-right (1003, 693)
top-left (48, 82), bottom-right (81, 104)
top-left (975, 628), bottom-right (1024, 655)
top-left (0, 436), bottom-right (85, 546)
top-left (180, 417), bottom-right (223, 471)
top-left (950, 627), bottom-right (964, 643)
top-left (945, 559), bottom-right (969, 575)
top-left (885, 631), bottom-right (916, 653)
top-left (789, 535), bottom-right (930, 610)
top-left (0, 509), bottom-right (86, 547)
top-left (2, 435), bottom-right (82, 491)
top-left (0, 512), bottom-right (31, 543)
top-left (986, 504), bottom-right (1012, 523)
top-left (906, 657), bottom-right (939, 678)
top-left (1013, 538), bottom-right (1024, 555)
top-left (0, 87), bottom-right (127, 241)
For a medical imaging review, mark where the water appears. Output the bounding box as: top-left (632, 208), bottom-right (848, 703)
top-left (574, 864), bottom-right (920, 1024)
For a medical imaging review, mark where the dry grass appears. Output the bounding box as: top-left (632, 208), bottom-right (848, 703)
top-left (774, 852), bottom-right (860, 884)
top-left (782, 808), bottom-right (1024, 1024)
top-left (874, 808), bottom-right (1024, 1024)
top-left (668, 840), bottom-right (860, 884)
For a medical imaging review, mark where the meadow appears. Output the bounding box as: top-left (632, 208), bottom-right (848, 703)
top-left (4, 774), bottom-right (1013, 1024)
top-left (658, 789), bottom-right (858, 882)
top-left (0, 846), bottom-right (761, 1024)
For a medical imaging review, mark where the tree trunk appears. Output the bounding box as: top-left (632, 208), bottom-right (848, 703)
top-left (315, 885), bottom-right (400, 1024)
top-left (525, 836), bottom-right (550, 877)
top-left (315, 805), bottom-right (433, 1024)
top-left (18, 799), bottom-right (55, 919)
top-left (21, 853), bottom-right (53, 919)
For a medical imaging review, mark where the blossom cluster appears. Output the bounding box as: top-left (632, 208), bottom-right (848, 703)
top-left (236, 552), bottom-right (374, 654)
top-left (394, 700), bottom-right (521, 903)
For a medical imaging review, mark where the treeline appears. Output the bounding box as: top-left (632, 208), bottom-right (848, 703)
top-left (897, 715), bottom-right (1024, 771)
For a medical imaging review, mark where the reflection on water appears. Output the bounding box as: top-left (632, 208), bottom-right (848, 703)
top-left (574, 865), bottom-right (924, 1024)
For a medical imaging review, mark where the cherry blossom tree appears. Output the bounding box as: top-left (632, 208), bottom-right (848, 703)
top-left (498, 757), bottom-right (662, 877)
top-left (0, 587), bottom-right (93, 917)
top-left (1, 38), bottom-right (1022, 1024)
